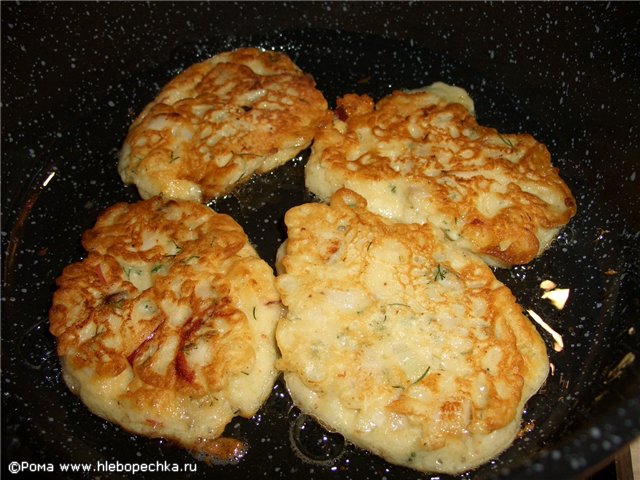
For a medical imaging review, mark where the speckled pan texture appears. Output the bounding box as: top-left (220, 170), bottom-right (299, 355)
top-left (2, 2), bottom-right (638, 480)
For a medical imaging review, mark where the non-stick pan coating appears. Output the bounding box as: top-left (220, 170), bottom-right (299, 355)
top-left (2, 3), bottom-right (639, 479)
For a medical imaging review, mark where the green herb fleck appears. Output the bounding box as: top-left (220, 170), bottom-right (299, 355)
top-left (151, 264), bottom-right (164, 273)
top-left (170, 151), bottom-right (180, 163)
top-left (434, 264), bottom-right (447, 281)
top-left (252, 306), bottom-right (257, 320)
top-left (498, 133), bottom-right (515, 149)
top-left (412, 366), bottom-right (431, 384)
top-left (390, 184), bottom-right (397, 194)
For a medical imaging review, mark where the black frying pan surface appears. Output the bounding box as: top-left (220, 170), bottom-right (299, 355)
top-left (2, 3), bottom-right (639, 479)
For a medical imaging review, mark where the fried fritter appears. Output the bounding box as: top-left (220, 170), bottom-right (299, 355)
top-left (275, 189), bottom-right (549, 474)
top-left (49, 197), bottom-right (282, 455)
top-left (119, 48), bottom-right (328, 202)
top-left (306, 83), bottom-right (576, 267)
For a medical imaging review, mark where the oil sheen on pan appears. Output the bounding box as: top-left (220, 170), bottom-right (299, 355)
top-left (2, 6), bottom-right (639, 480)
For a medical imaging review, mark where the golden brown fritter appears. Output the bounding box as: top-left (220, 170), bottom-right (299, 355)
top-left (306, 83), bottom-right (576, 267)
top-left (276, 189), bottom-right (549, 474)
top-left (119, 48), bottom-right (329, 202)
top-left (49, 197), bottom-right (282, 455)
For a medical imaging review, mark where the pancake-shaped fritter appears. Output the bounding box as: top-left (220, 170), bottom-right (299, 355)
top-left (119, 47), bottom-right (328, 202)
top-left (275, 189), bottom-right (549, 474)
top-left (305, 82), bottom-right (576, 267)
top-left (49, 197), bottom-right (282, 455)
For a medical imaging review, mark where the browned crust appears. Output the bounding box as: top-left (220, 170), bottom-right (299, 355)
top-left (120, 48), bottom-right (329, 201)
top-left (309, 91), bottom-right (577, 265)
top-left (276, 189), bottom-right (549, 470)
top-left (49, 197), bottom-right (274, 449)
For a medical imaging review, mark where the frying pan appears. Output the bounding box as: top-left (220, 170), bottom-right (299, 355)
top-left (2, 2), bottom-right (639, 479)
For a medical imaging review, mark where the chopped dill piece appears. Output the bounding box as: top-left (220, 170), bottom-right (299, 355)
top-left (412, 366), bottom-right (431, 384)
top-left (151, 264), bottom-right (164, 273)
top-left (434, 264), bottom-right (447, 281)
top-left (498, 133), bottom-right (515, 149)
